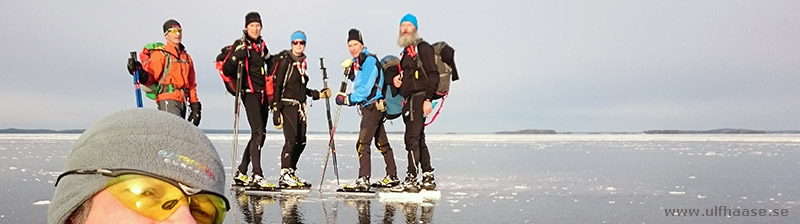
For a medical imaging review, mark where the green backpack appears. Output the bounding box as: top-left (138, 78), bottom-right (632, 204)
top-left (138, 42), bottom-right (173, 100)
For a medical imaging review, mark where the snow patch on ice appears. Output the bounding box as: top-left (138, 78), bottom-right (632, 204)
top-left (668, 191), bottom-right (685, 195)
top-left (452, 209), bottom-right (461, 213)
top-left (33, 200), bottom-right (50, 205)
top-left (688, 176), bottom-right (696, 179)
top-left (697, 195), bottom-right (707, 199)
top-left (605, 187), bottom-right (616, 191)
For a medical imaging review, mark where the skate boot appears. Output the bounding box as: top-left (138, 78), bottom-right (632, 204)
top-left (342, 176), bottom-right (371, 192)
top-left (290, 168), bottom-right (311, 188)
top-left (421, 171), bottom-right (436, 191)
top-left (251, 174), bottom-right (277, 190)
top-left (389, 173), bottom-right (420, 193)
top-left (279, 168), bottom-right (302, 189)
top-left (373, 174), bottom-right (400, 188)
top-left (233, 170), bottom-right (250, 186)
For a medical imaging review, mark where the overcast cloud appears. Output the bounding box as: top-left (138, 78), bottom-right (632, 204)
top-left (1, 0), bottom-right (798, 133)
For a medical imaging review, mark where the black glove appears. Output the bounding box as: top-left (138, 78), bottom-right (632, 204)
top-left (231, 44), bottom-right (248, 62)
top-left (127, 58), bottom-right (141, 75)
top-left (188, 102), bottom-right (202, 126)
top-left (127, 58), bottom-right (149, 83)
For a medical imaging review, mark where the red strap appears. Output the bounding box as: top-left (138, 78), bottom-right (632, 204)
top-left (424, 94), bottom-right (447, 126)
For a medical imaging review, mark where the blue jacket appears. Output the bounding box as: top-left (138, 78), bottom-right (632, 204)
top-left (348, 48), bottom-right (383, 106)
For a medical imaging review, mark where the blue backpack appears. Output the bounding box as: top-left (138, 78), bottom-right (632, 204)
top-left (379, 55), bottom-right (404, 120)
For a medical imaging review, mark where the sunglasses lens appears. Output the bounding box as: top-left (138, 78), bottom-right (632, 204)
top-left (168, 28), bottom-right (182, 34)
top-left (104, 174), bottom-right (226, 224)
top-left (293, 41), bottom-right (305, 45)
top-left (189, 194), bottom-right (228, 224)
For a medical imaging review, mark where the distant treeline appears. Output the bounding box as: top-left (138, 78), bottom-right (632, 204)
top-left (495, 129), bottom-right (557, 134)
top-left (0, 128), bottom-right (84, 134)
top-left (643, 129), bottom-right (766, 134)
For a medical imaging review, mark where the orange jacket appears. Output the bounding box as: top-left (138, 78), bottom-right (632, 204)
top-left (143, 42), bottom-right (199, 103)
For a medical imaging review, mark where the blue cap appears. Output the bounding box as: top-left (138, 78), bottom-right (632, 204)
top-left (400, 13), bottom-right (418, 29)
top-left (291, 30), bottom-right (306, 43)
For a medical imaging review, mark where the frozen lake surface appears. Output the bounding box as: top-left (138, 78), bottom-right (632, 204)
top-left (1, 133), bottom-right (798, 223)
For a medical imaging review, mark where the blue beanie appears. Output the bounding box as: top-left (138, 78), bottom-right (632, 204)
top-left (291, 30), bottom-right (307, 43)
top-left (400, 13), bottom-right (418, 29)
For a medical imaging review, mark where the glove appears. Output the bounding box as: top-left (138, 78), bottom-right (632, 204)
top-left (231, 44), bottom-right (248, 62)
top-left (319, 88), bottom-right (331, 99)
top-left (273, 111), bottom-right (283, 130)
top-left (127, 58), bottom-right (149, 83)
top-left (335, 92), bottom-right (350, 106)
top-left (126, 58), bottom-right (140, 75)
top-left (340, 58), bottom-right (354, 68)
top-left (187, 102), bottom-right (202, 126)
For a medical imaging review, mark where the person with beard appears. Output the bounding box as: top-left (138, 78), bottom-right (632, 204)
top-left (272, 30), bottom-right (331, 189)
top-left (335, 28), bottom-right (400, 192)
top-left (390, 13), bottom-right (439, 193)
top-left (223, 12), bottom-right (275, 190)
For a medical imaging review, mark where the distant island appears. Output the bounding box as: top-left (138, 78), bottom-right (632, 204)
top-left (643, 128), bottom-right (765, 134)
top-left (0, 128), bottom-right (84, 134)
top-left (495, 129), bottom-right (557, 134)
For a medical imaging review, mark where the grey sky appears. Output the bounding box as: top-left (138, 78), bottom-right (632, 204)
top-left (1, 0), bottom-right (798, 133)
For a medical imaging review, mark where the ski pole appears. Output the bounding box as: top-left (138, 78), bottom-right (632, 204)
top-left (318, 58), bottom-right (334, 190)
top-left (129, 52), bottom-right (143, 108)
top-left (231, 30), bottom-right (248, 186)
top-left (320, 59), bottom-right (352, 189)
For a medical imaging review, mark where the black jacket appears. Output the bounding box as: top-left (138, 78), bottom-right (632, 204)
top-left (221, 36), bottom-right (270, 92)
top-left (399, 40), bottom-right (439, 100)
top-left (272, 50), bottom-right (319, 104)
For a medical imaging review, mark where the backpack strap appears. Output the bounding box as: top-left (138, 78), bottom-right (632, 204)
top-left (153, 51), bottom-right (172, 95)
top-left (424, 93), bottom-right (447, 126)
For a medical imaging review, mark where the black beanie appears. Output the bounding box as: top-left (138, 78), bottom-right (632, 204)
top-left (347, 28), bottom-right (363, 45)
top-left (245, 12), bottom-right (261, 27)
top-left (162, 19), bottom-right (181, 33)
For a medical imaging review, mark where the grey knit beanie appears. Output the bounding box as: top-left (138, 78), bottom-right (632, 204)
top-left (47, 109), bottom-right (225, 224)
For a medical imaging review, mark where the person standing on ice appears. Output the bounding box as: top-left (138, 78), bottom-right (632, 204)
top-left (126, 19), bottom-right (202, 126)
top-left (335, 28), bottom-right (400, 191)
top-left (390, 13), bottom-right (438, 193)
top-left (272, 30), bottom-right (330, 189)
top-left (220, 12), bottom-right (275, 190)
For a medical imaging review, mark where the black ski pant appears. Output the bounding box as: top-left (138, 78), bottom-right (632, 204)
top-left (157, 99), bottom-right (186, 118)
top-left (280, 103), bottom-right (307, 170)
top-left (238, 92), bottom-right (269, 176)
top-left (402, 93), bottom-right (433, 176)
top-left (356, 104), bottom-right (397, 178)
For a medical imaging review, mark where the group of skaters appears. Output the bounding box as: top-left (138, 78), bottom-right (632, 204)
top-left (124, 12), bottom-right (440, 193)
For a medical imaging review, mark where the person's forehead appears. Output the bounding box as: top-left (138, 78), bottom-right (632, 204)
top-left (348, 40), bottom-right (361, 46)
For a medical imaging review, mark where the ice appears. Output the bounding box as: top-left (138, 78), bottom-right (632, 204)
top-left (668, 191), bottom-right (686, 195)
